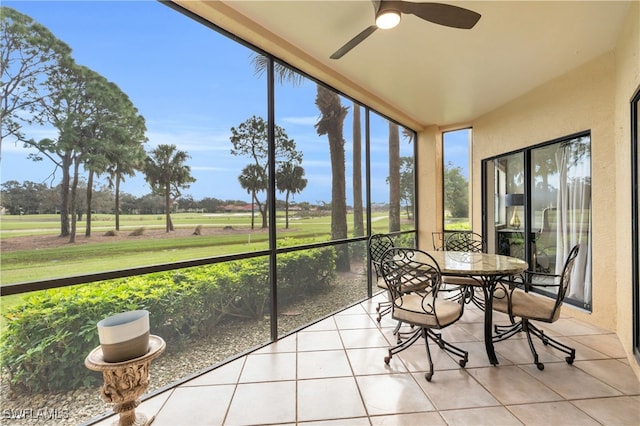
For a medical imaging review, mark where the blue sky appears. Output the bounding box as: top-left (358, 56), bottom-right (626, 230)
top-left (2, 1), bottom-right (469, 204)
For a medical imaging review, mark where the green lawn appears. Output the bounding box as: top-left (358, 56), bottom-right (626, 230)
top-left (0, 211), bottom-right (405, 319)
top-left (1, 212), bottom-right (396, 283)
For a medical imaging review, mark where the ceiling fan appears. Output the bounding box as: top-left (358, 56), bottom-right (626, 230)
top-left (330, 1), bottom-right (481, 59)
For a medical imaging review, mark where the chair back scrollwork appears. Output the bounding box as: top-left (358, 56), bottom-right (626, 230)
top-left (445, 231), bottom-right (486, 253)
top-left (368, 234), bottom-right (395, 280)
top-left (381, 248), bottom-right (443, 317)
top-left (552, 244), bottom-right (580, 317)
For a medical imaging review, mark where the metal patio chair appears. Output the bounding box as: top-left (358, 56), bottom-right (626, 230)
top-left (368, 233), bottom-right (395, 322)
top-left (443, 231), bottom-right (487, 309)
top-left (493, 244), bottom-right (580, 370)
top-left (381, 247), bottom-right (468, 382)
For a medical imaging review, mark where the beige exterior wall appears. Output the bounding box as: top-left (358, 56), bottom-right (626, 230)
top-left (417, 1), bottom-right (639, 374)
top-left (416, 126), bottom-right (441, 250)
top-left (473, 51), bottom-right (616, 330)
top-left (614, 1), bottom-right (640, 377)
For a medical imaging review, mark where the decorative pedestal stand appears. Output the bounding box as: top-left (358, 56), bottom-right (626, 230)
top-left (85, 335), bottom-right (165, 426)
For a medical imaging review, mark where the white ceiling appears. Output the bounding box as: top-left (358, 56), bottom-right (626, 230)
top-left (190, 1), bottom-right (631, 130)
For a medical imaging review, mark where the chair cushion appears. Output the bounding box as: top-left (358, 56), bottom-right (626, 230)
top-left (376, 276), bottom-right (388, 289)
top-left (392, 293), bottom-right (462, 328)
top-left (442, 276), bottom-right (482, 286)
top-left (492, 286), bottom-right (510, 313)
top-left (492, 288), bottom-right (559, 322)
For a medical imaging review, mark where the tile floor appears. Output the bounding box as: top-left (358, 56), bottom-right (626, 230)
top-left (92, 293), bottom-right (640, 425)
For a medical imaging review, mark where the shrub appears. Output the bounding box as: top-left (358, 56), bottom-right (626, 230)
top-left (129, 227), bottom-right (145, 236)
top-left (0, 245), bottom-right (336, 392)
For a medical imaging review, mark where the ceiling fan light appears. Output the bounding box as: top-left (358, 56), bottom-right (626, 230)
top-left (375, 9), bottom-right (401, 29)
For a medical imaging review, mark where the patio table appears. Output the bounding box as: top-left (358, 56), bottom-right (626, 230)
top-left (422, 250), bottom-right (528, 365)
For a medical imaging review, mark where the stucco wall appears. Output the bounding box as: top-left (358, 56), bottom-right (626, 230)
top-left (458, 2), bottom-right (639, 375)
top-left (614, 1), bottom-right (640, 375)
top-left (472, 52), bottom-right (617, 330)
top-left (472, 51), bottom-right (616, 330)
top-left (416, 126), bottom-right (441, 250)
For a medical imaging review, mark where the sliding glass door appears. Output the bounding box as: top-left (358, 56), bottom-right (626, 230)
top-left (632, 87), bottom-right (640, 360)
top-left (530, 135), bottom-right (591, 309)
top-left (483, 153), bottom-right (525, 258)
top-left (483, 132), bottom-right (592, 311)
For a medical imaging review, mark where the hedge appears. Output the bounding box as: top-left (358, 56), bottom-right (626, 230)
top-left (0, 246), bottom-right (336, 392)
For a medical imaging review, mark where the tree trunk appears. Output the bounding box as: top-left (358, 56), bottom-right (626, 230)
top-left (68, 158), bottom-right (81, 243)
top-left (389, 122), bottom-right (401, 232)
top-left (115, 174), bottom-right (121, 231)
top-left (317, 86), bottom-right (349, 271)
top-left (250, 191), bottom-right (255, 230)
top-left (285, 192), bottom-right (290, 229)
top-left (165, 183), bottom-right (172, 232)
top-left (85, 170), bottom-right (93, 237)
top-left (59, 154), bottom-right (72, 237)
top-left (256, 197), bottom-right (267, 229)
top-left (352, 103), bottom-right (364, 238)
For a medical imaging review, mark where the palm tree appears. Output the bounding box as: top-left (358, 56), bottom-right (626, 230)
top-left (230, 115), bottom-right (300, 229)
top-left (276, 163), bottom-right (307, 229)
top-left (388, 126), bottom-right (416, 231)
top-left (144, 144), bottom-right (195, 232)
top-left (352, 103), bottom-right (364, 238)
top-left (239, 164), bottom-right (267, 230)
top-left (315, 85), bottom-right (350, 271)
top-left (389, 123), bottom-right (401, 232)
top-left (252, 55), bottom-right (351, 271)
top-left (107, 142), bottom-right (146, 231)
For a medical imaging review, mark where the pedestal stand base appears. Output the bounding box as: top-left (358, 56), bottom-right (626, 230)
top-left (85, 335), bottom-right (165, 426)
top-left (110, 411), bottom-right (154, 426)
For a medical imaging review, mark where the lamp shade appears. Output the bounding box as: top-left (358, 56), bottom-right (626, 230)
top-left (505, 193), bottom-right (524, 207)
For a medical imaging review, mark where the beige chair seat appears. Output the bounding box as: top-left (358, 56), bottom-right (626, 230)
top-left (376, 276), bottom-right (388, 289)
top-left (442, 275), bottom-right (481, 286)
top-left (493, 287), bottom-right (558, 323)
top-left (392, 293), bottom-right (463, 327)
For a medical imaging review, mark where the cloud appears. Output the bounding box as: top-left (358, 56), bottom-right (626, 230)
top-left (1, 125), bottom-right (59, 154)
top-left (280, 116), bottom-right (318, 126)
top-left (144, 129), bottom-right (232, 153)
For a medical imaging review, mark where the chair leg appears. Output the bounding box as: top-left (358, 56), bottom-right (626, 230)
top-left (384, 328), bottom-right (422, 364)
top-left (384, 328), bottom-right (436, 381)
top-left (423, 330), bottom-right (434, 382)
top-left (494, 318), bottom-right (576, 370)
top-left (425, 329), bottom-right (468, 368)
top-left (527, 321), bottom-right (576, 366)
top-left (393, 320), bottom-right (403, 343)
top-left (468, 288), bottom-right (485, 311)
top-left (384, 326), bottom-right (468, 382)
top-left (376, 301), bottom-right (392, 322)
top-left (444, 286), bottom-right (486, 310)
top-left (493, 320), bottom-right (523, 342)
top-left (522, 320), bottom-right (544, 370)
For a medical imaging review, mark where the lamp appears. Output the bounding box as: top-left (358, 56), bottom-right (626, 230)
top-left (376, 8), bottom-right (401, 29)
top-left (505, 193), bottom-right (524, 229)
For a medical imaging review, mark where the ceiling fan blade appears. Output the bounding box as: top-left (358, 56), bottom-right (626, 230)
top-left (395, 1), bottom-right (481, 29)
top-left (330, 25), bottom-right (378, 59)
